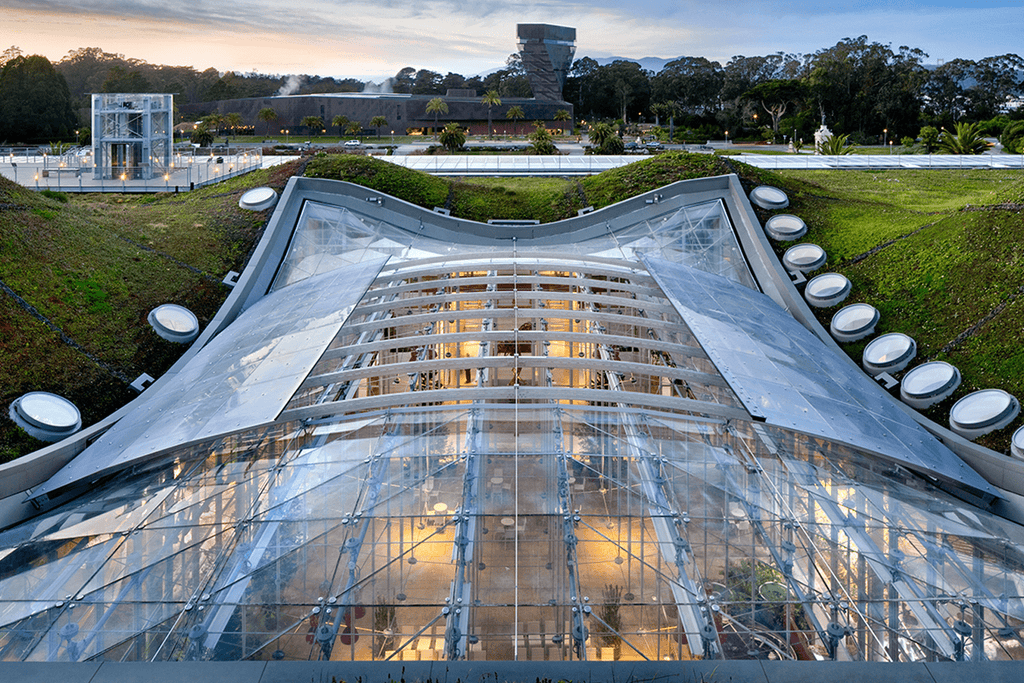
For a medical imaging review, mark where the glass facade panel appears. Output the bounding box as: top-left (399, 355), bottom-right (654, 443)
top-left (2, 179), bottom-right (1022, 664)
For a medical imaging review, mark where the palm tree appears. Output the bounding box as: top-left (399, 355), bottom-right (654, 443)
top-left (938, 121), bottom-right (991, 154)
top-left (425, 98), bottom-right (448, 138)
top-left (257, 107), bottom-right (277, 137)
top-left (224, 112), bottom-right (243, 140)
top-left (1001, 121), bottom-right (1024, 154)
top-left (818, 132), bottom-right (856, 155)
top-left (664, 101), bottom-right (680, 143)
top-left (439, 122), bottom-right (466, 153)
top-left (481, 90), bottom-right (501, 139)
top-left (370, 116), bottom-right (388, 140)
top-left (553, 108), bottom-right (571, 134)
top-left (347, 121), bottom-right (362, 140)
top-left (301, 115), bottom-right (324, 135)
top-left (649, 103), bottom-right (666, 127)
top-left (190, 122), bottom-right (214, 147)
top-left (589, 121), bottom-right (615, 148)
top-left (203, 113), bottom-right (224, 136)
top-left (332, 115), bottom-right (350, 137)
top-left (528, 122), bottom-right (557, 155)
top-left (505, 105), bottom-right (525, 137)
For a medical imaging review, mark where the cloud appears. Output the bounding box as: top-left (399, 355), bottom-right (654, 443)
top-left (3, 1), bottom-right (1022, 77)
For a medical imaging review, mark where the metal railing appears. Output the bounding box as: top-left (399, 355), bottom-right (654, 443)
top-left (0, 146), bottom-right (263, 193)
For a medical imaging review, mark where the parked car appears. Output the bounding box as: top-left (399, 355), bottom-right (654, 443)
top-left (344, 140), bottom-right (362, 147)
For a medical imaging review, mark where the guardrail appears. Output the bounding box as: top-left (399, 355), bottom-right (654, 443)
top-left (0, 147), bottom-right (263, 193)
top-left (734, 153), bottom-right (1024, 170)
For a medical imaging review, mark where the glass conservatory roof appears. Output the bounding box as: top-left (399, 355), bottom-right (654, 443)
top-left (2, 177), bottom-right (1023, 665)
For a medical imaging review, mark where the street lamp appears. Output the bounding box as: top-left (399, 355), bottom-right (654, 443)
top-left (724, 130), bottom-right (729, 144)
top-left (391, 130), bottom-right (394, 145)
top-left (883, 128), bottom-right (888, 147)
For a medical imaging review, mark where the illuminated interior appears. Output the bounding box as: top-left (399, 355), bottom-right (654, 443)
top-left (1, 179), bottom-right (1022, 664)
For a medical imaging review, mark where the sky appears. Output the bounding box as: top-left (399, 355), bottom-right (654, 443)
top-left (3, 0), bottom-right (1023, 80)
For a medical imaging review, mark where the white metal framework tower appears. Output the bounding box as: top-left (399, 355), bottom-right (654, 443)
top-left (91, 93), bottom-right (173, 180)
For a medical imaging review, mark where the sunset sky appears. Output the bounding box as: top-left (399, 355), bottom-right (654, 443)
top-left (3, 1), bottom-right (1023, 79)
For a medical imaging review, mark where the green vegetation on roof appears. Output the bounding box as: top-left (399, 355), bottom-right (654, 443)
top-left (0, 161), bottom-right (303, 462)
top-left (772, 168), bottom-right (1024, 451)
top-left (2, 153), bottom-right (1023, 460)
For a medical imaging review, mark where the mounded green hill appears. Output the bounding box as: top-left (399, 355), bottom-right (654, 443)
top-left (2, 153), bottom-right (1022, 461)
top-left (0, 161), bottom-right (303, 461)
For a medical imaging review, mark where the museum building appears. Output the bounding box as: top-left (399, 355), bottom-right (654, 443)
top-left (1, 168), bottom-right (1024, 670)
top-left (184, 25), bottom-right (577, 137)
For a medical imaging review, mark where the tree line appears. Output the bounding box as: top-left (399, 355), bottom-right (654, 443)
top-left (565, 37), bottom-right (1024, 146)
top-left (1, 37), bottom-right (1022, 145)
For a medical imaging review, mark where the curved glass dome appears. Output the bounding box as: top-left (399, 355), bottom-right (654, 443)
top-left (1013, 425), bottom-right (1024, 459)
top-left (900, 361), bottom-right (961, 409)
top-left (950, 389), bottom-right (1020, 439)
top-left (9, 391), bottom-right (81, 442)
top-left (804, 273), bottom-right (851, 308)
top-left (829, 303), bottom-right (879, 342)
top-left (239, 186), bottom-right (278, 211)
top-left (1, 177), bottom-right (1019, 667)
top-left (862, 333), bottom-right (916, 376)
top-left (148, 303), bottom-right (200, 343)
top-left (748, 185), bottom-right (789, 210)
top-left (782, 243), bottom-right (826, 273)
top-left (764, 214), bottom-right (808, 242)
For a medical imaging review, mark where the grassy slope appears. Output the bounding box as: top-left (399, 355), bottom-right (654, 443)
top-left (772, 169), bottom-right (1024, 451)
top-left (0, 160), bottom-right (303, 462)
top-left (2, 153), bottom-right (1022, 459)
top-left (304, 151), bottom-right (746, 222)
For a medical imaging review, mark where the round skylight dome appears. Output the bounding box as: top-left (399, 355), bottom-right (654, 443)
top-left (829, 303), bottom-right (879, 342)
top-left (949, 389), bottom-right (1020, 440)
top-left (805, 273), bottom-right (851, 308)
top-left (1012, 426), bottom-right (1024, 459)
top-left (239, 187), bottom-right (278, 211)
top-left (765, 215), bottom-right (808, 242)
top-left (782, 243), bottom-right (826, 273)
top-left (862, 332), bottom-right (916, 376)
top-left (148, 304), bottom-right (200, 343)
top-left (899, 361), bottom-right (961, 409)
top-left (749, 185), bottom-right (789, 210)
top-left (10, 392), bottom-right (82, 442)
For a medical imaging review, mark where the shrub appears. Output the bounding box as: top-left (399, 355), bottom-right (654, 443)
top-left (818, 133), bottom-right (856, 155)
top-left (919, 125), bottom-right (940, 153)
top-left (999, 121), bottom-right (1024, 154)
top-left (39, 189), bottom-right (68, 203)
top-left (439, 123), bottom-right (466, 153)
top-left (600, 135), bottom-right (625, 154)
top-left (528, 123), bottom-right (558, 155)
top-left (937, 121), bottom-right (990, 154)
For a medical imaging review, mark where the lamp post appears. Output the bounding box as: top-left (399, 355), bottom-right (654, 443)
top-left (883, 128), bottom-right (888, 147)
top-left (725, 130), bottom-right (729, 144)
top-left (391, 130), bottom-right (394, 145)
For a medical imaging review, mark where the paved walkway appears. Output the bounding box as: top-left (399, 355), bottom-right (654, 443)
top-left (0, 152), bottom-right (265, 193)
